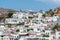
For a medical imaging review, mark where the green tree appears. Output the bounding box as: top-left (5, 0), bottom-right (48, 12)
top-left (28, 16), bottom-right (33, 19)
top-left (45, 9), bottom-right (54, 17)
top-left (15, 38), bottom-right (18, 40)
top-left (0, 17), bottom-right (4, 21)
top-left (7, 13), bottom-right (13, 18)
top-left (43, 34), bottom-right (49, 37)
top-left (16, 29), bottom-right (20, 32)
top-left (0, 35), bottom-right (5, 37)
top-left (49, 9), bottom-right (52, 12)
top-left (42, 14), bottom-right (46, 17)
top-left (7, 24), bottom-right (11, 28)
top-left (52, 24), bottom-right (60, 30)
top-left (27, 28), bottom-right (33, 32)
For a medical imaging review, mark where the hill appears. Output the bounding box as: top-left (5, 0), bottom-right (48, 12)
top-left (0, 8), bottom-right (19, 22)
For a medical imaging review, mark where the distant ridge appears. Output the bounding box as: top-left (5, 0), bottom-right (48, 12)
top-left (0, 8), bottom-right (20, 19)
top-left (0, 7), bottom-right (60, 16)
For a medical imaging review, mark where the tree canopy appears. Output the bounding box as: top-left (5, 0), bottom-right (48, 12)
top-left (7, 13), bottom-right (13, 18)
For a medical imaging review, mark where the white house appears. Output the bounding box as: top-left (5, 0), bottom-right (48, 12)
top-left (37, 12), bottom-right (43, 18)
top-left (5, 18), bottom-right (19, 24)
top-left (55, 29), bottom-right (60, 40)
top-left (13, 12), bottom-right (24, 19)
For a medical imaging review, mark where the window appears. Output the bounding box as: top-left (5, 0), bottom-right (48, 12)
top-left (37, 28), bottom-right (41, 31)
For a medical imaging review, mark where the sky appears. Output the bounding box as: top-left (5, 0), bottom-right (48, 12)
top-left (0, 0), bottom-right (60, 11)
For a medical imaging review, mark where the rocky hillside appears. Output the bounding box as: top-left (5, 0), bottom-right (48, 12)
top-left (0, 8), bottom-right (18, 17)
top-left (0, 7), bottom-right (60, 18)
top-left (53, 7), bottom-right (60, 16)
top-left (0, 8), bottom-right (19, 22)
top-left (42, 7), bottom-right (60, 17)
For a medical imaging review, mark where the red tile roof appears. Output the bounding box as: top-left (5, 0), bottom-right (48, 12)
top-left (44, 22), bottom-right (53, 25)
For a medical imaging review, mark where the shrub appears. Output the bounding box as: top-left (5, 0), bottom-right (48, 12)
top-left (16, 29), bottom-right (20, 32)
top-left (7, 13), bottom-right (13, 18)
